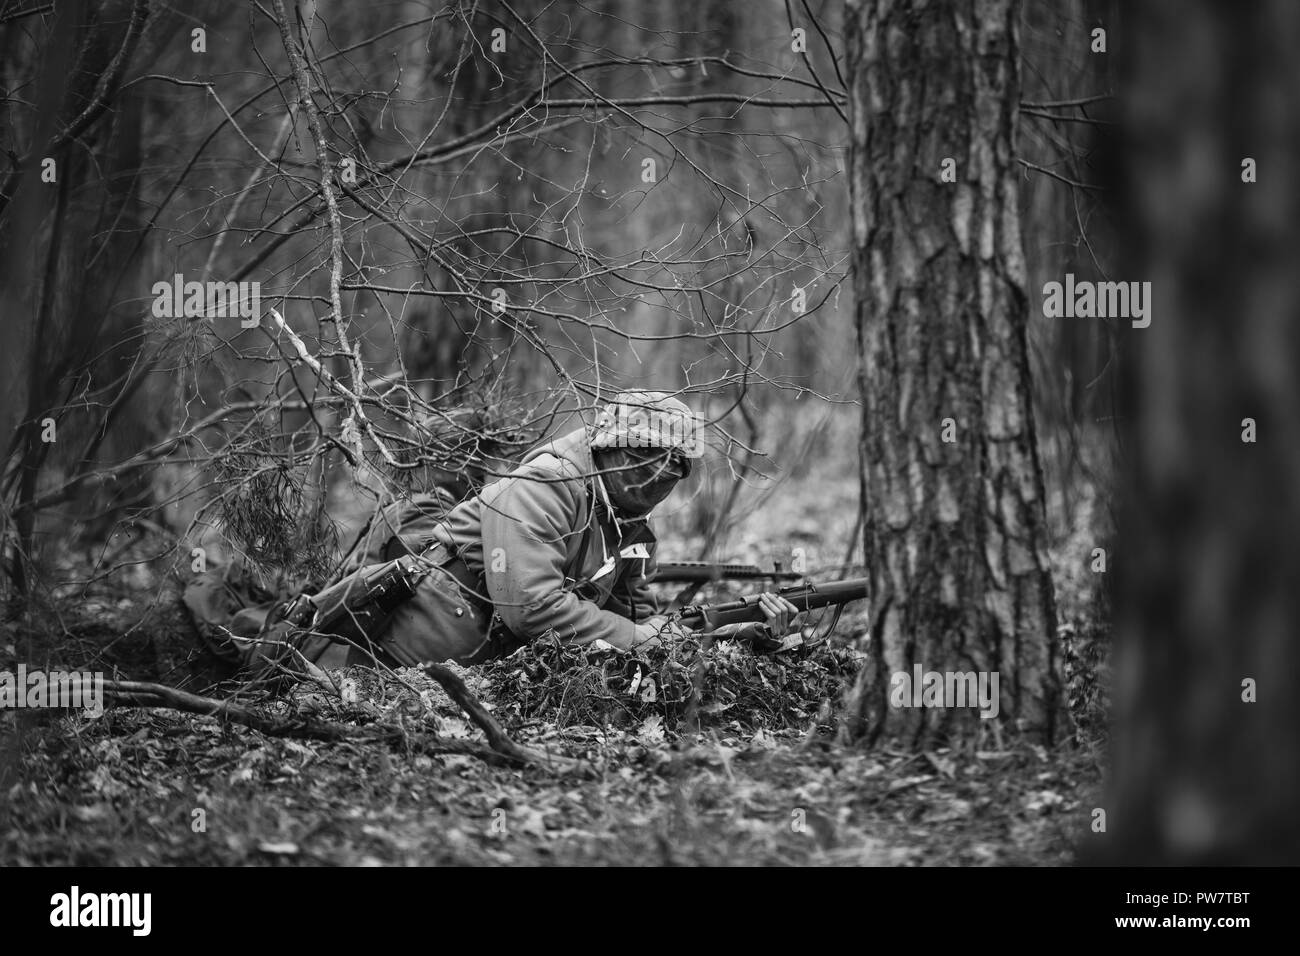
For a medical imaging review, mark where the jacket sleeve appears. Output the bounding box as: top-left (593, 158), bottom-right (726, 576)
top-left (479, 469), bottom-right (656, 650)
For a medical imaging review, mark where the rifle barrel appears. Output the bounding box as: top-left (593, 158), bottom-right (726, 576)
top-left (651, 560), bottom-right (800, 583)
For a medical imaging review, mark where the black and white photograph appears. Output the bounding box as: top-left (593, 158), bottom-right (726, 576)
top-left (0, 0), bottom-right (1291, 926)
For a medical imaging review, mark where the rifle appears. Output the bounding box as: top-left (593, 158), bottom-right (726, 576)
top-left (650, 560), bottom-right (802, 584)
top-left (676, 577), bottom-right (868, 632)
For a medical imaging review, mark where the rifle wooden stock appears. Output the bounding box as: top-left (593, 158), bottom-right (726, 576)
top-left (677, 578), bottom-right (868, 630)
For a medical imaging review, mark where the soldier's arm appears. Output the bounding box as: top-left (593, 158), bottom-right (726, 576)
top-left (479, 472), bottom-right (660, 651)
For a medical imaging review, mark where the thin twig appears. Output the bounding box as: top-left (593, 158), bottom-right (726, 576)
top-left (1016, 158), bottom-right (1105, 192)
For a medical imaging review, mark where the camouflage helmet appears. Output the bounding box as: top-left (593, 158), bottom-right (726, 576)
top-left (588, 390), bottom-right (704, 458)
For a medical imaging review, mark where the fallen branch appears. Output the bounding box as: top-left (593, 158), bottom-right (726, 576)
top-left (99, 678), bottom-right (579, 772)
top-left (421, 662), bottom-right (581, 773)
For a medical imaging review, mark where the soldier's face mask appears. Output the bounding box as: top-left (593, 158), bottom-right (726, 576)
top-left (597, 447), bottom-right (690, 518)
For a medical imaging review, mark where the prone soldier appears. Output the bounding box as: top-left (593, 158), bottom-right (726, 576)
top-left (240, 391), bottom-right (799, 678)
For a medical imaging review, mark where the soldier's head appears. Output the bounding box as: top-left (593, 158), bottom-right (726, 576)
top-left (589, 391), bottom-right (703, 519)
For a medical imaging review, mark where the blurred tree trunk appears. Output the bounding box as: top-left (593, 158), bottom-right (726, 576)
top-left (0, 3), bottom-right (85, 597)
top-left (841, 0), bottom-right (1059, 745)
top-left (1106, 0), bottom-right (1300, 864)
top-left (0, 0), bottom-right (150, 595)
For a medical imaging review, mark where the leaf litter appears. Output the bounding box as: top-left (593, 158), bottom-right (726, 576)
top-left (1, 625), bottom-right (1099, 865)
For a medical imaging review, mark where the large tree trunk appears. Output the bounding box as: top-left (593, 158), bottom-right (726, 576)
top-left (842, 0), bottom-right (1059, 745)
top-left (1106, 0), bottom-right (1300, 864)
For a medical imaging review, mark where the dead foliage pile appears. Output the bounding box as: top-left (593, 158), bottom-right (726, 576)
top-left (474, 633), bottom-right (865, 734)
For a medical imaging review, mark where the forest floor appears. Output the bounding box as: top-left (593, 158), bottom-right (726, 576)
top-left (0, 418), bottom-right (1110, 866)
top-left (1, 652), bottom-right (1103, 866)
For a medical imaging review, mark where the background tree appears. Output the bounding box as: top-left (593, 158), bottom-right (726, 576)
top-left (1106, 0), bottom-right (1300, 864)
top-left (841, 0), bottom-right (1060, 745)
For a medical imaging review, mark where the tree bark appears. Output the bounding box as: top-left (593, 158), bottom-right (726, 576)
top-left (842, 0), bottom-right (1059, 745)
top-left (1105, 0), bottom-right (1300, 864)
